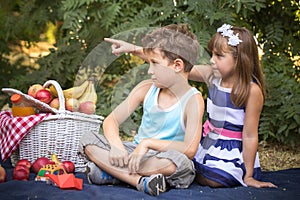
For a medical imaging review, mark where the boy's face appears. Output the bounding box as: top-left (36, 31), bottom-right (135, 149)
top-left (146, 49), bottom-right (176, 88)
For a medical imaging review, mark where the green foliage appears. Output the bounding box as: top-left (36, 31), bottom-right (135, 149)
top-left (260, 54), bottom-right (300, 147)
top-left (0, 0), bottom-right (299, 146)
top-left (110, 63), bottom-right (150, 136)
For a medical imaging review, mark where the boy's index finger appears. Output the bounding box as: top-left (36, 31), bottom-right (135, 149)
top-left (104, 37), bottom-right (118, 44)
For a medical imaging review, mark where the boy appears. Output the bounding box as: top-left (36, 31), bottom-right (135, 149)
top-left (79, 24), bottom-right (204, 196)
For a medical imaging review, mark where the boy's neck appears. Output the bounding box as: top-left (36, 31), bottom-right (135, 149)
top-left (157, 80), bottom-right (191, 109)
top-left (161, 78), bottom-right (191, 98)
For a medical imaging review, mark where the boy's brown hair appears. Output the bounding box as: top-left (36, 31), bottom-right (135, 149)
top-left (142, 24), bottom-right (199, 72)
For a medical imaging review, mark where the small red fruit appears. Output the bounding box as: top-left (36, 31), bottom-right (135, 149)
top-left (49, 98), bottom-right (60, 109)
top-left (15, 165), bottom-right (30, 175)
top-left (31, 157), bottom-right (51, 174)
top-left (79, 101), bottom-right (96, 114)
top-left (65, 98), bottom-right (80, 112)
top-left (61, 161), bottom-right (75, 173)
top-left (16, 159), bottom-right (31, 169)
top-left (13, 168), bottom-right (29, 181)
top-left (35, 89), bottom-right (52, 104)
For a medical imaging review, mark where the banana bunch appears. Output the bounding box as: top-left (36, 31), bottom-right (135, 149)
top-left (78, 80), bottom-right (98, 104)
top-left (62, 80), bottom-right (90, 99)
top-left (49, 80), bottom-right (97, 102)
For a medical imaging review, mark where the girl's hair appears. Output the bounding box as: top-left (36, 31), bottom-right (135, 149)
top-left (142, 24), bottom-right (199, 72)
top-left (208, 26), bottom-right (266, 107)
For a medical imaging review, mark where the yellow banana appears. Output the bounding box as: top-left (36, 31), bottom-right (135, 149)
top-left (63, 80), bottom-right (89, 99)
top-left (78, 80), bottom-right (97, 104)
top-left (49, 85), bottom-right (58, 97)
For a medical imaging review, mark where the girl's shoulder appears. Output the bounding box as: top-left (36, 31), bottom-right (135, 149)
top-left (249, 82), bottom-right (263, 97)
top-left (246, 82), bottom-right (264, 107)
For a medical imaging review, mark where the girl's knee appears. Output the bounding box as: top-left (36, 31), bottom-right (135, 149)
top-left (195, 173), bottom-right (224, 188)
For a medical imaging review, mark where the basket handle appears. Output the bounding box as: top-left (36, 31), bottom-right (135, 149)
top-left (43, 80), bottom-right (65, 112)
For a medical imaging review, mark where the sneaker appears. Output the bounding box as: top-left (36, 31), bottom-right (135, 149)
top-left (85, 162), bottom-right (119, 185)
top-left (136, 174), bottom-right (167, 196)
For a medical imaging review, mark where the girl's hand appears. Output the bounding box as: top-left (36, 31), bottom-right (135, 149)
top-left (244, 177), bottom-right (277, 188)
top-left (128, 141), bottom-right (149, 173)
top-left (109, 145), bottom-right (129, 168)
top-left (104, 38), bottom-right (136, 56)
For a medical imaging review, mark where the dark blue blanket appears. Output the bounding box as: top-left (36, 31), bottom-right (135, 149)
top-left (0, 159), bottom-right (299, 200)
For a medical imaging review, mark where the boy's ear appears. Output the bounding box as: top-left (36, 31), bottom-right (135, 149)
top-left (174, 58), bottom-right (184, 72)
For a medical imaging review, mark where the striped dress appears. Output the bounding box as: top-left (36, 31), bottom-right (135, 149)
top-left (193, 78), bottom-right (261, 187)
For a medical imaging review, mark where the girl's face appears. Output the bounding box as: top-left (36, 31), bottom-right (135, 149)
top-left (210, 48), bottom-right (236, 80)
top-left (146, 49), bottom-right (176, 88)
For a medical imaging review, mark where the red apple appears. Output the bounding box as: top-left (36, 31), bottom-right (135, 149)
top-left (28, 84), bottom-right (44, 98)
top-left (61, 161), bottom-right (75, 173)
top-left (31, 157), bottom-right (51, 174)
top-left (14, 165), bottom-right (30, 175)
top-left (12, 168), bottom-right (29, 181)
top-left (16, 159), bottom-right (31, 169)
top-left (48, 161), bottom-right (56, 165)
top-left (79, 101), bottom-right (96, 114)
top-left (49, 98), bottom-right (60, 109)
top-left (65, 98), bottom-right (80, 112)
top-left (35, 89), bottom-right (53, 104)
top-left (0, 165), bottom-right (6, 183)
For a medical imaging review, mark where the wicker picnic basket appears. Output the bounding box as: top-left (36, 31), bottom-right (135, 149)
top-left (2, 80), bottom-right (104, 172)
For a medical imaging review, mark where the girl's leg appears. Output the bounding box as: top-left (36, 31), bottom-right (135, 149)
top-left (195, 172), bottom-right (224, 188)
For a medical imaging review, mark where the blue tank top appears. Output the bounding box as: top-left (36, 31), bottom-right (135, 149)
top-left (134, 84), bottom-right (200, 144)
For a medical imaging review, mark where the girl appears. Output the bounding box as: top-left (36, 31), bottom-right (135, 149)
top-left (189, 24), bottom-right (276, 188)
top-left (104, 24), bottom-right (277, 188)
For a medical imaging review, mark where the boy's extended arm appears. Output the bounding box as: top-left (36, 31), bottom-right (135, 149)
top-left (104, 38), bottom-right (213, 83)
top-left (104, 38), bottom-right (147, 60)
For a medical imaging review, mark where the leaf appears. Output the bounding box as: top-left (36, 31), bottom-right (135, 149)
top-left (293, 114), bottom-right (300, 125)
top-left (100, 3), bottom-right (121, 29)
top-left (236, 1), bottom-right (241, 13)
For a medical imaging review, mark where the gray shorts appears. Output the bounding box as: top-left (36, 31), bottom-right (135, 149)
top-left (79, 131), bottom-right (195, 188)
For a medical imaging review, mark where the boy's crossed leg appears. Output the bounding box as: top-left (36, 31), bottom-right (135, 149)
top-left (84, 145), bottom-right (171, 196)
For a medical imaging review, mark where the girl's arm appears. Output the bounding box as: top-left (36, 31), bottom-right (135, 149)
top-left (242, 83), bottom-right (277, 188)
top-left (103, 79), bottom-right (152, 167)
top-left (189, 64), bottom-right (213, 83)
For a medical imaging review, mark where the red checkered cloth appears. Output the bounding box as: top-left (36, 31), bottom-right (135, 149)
top-left (0, 110), bottom-right (51, 161)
